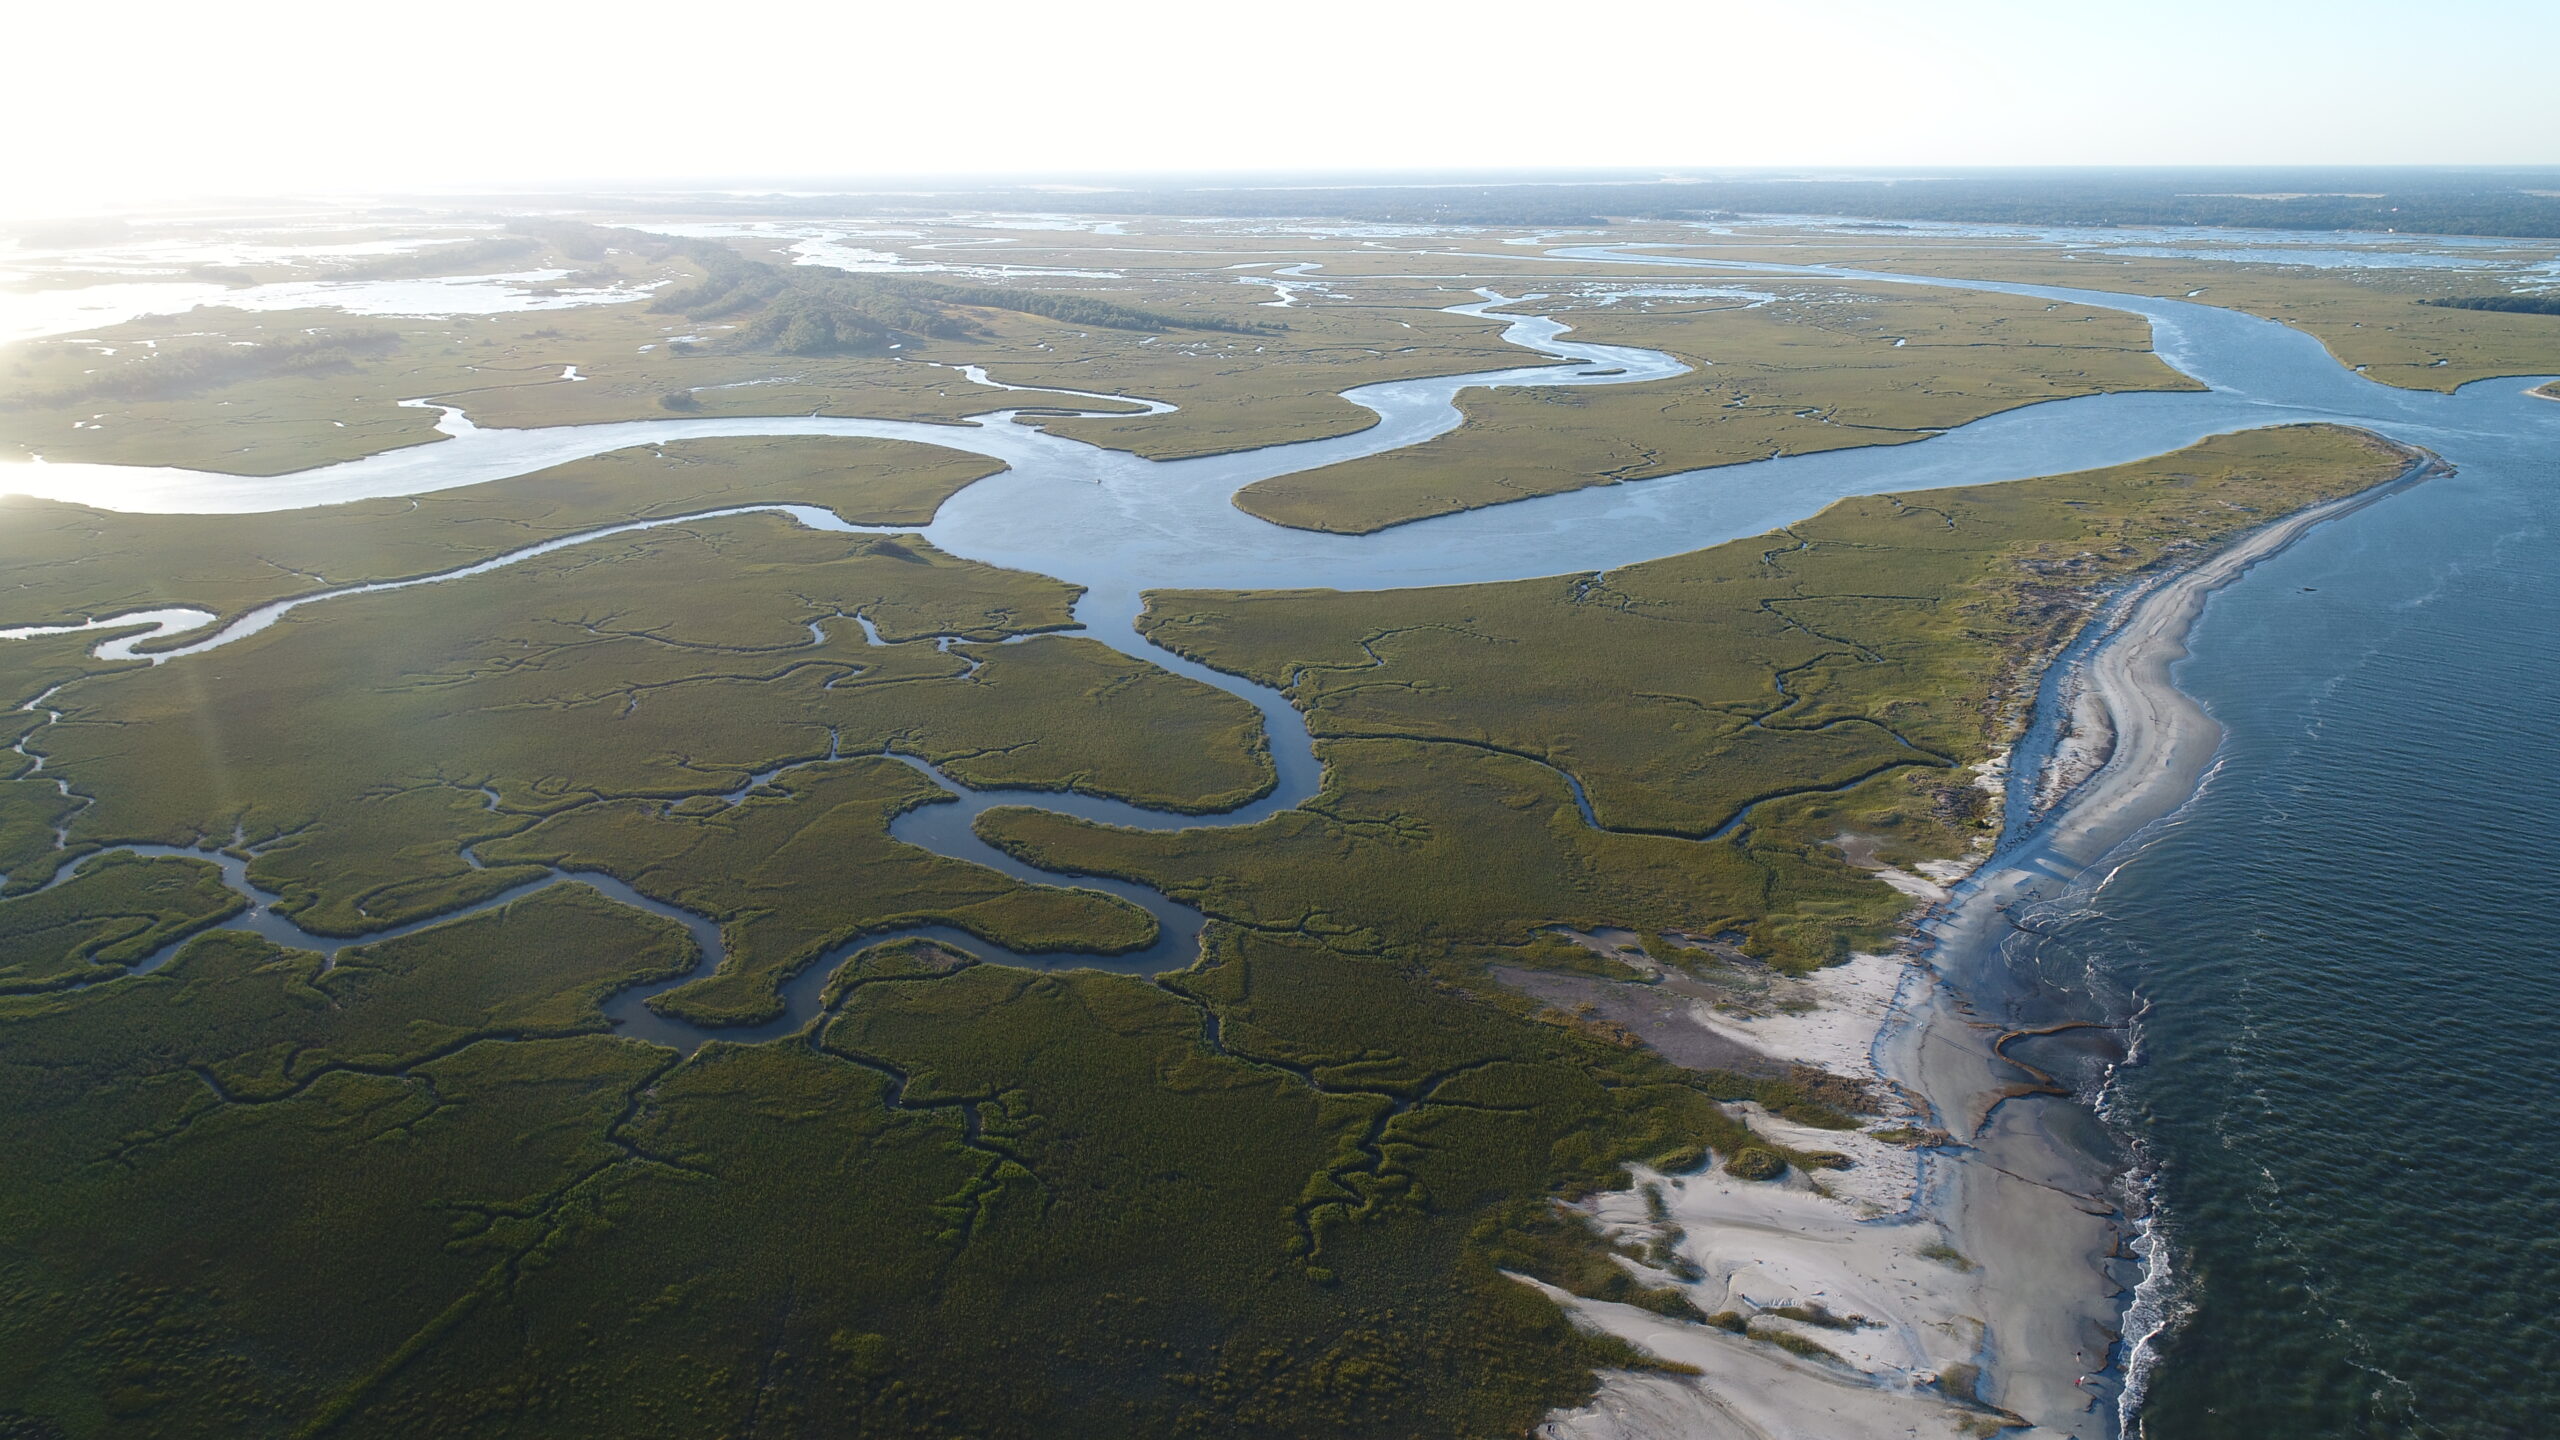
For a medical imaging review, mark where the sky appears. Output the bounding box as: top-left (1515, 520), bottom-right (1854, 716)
top-left (5, 0), bottom-right (2554, 219)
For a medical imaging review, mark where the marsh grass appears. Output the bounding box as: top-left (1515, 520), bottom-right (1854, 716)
top-left (0, 436), bottom-right (1006, 631)
top-left (1234, 285), bottom-right (2198, 533)
top-left (1003, 425), bottom-right (2412, 970)
top-left (484, 760), bottom-right (1158, 1026)
top-left (0, 853), bottom-right (241, 994)
top-left (33, 516), bottom-right (1263, 942)
top-left (1689, 239), bottom-right (2560, 392)
top-left (0, 409), bottom-right (2425, 1434)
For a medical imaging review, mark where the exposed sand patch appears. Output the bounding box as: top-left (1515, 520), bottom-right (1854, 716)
top-left (1519, 947), bottom-right (2043, 1438)
top-left (1679, 947), bottom-right (1913, 1082)
top-left (1891, 443), bottom-right (2446, 1434)
top-left (1535, 443), bottom-right (2445, 1440)
top-left (1829, 831), bottom-right (1955, 904)
top-left (1531, 1287), bottom-right (1997, 1440)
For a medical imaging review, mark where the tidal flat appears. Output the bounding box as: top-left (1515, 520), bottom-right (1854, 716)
top-left (0, 203), bottom-right (2556, 1440)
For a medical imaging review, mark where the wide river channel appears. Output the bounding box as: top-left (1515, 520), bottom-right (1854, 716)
top-left (6, 245), bottom-right (2557, 1439)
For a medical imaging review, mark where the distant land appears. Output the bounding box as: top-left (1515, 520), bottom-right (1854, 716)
top-left (342, 166), bottom-right (2560, 240)
top-left (2, 174), bottom-right (2556, 1440)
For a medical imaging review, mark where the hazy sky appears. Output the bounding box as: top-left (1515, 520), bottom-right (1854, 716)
top-left (7, 0), bottom-right (2553, 217)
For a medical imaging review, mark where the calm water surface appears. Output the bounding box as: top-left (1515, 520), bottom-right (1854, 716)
top-left (2052, 422), bottom-right (2559, 1438)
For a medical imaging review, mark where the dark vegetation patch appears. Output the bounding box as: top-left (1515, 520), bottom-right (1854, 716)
top-left (618, 169), bottom-right (2560, 239)
top-left (0, 854), bottom-right (241, 994)
top-left (1764, 1301), bottom-right (1871, 1331)
top-left (619, 222), bottom-right (1280, 357)
top-left (6, 328), bottom-right (402, 408)
top-left (329, 235), bottom-right (546, 281)
top-left (0, 914), bottom-right (1732, 1435)
top-left (24, 517), bottom-right (1266, 1008)
top-left (2419, 294), bottom-right (2560, 315)
top-left (1722, 1146), bottom-right (1787, 1181)
top-left (480, 759), bottom-right (1158, 1027)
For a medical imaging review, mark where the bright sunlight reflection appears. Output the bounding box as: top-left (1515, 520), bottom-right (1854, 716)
top-left (3, 0), bottom-right (2555, 218)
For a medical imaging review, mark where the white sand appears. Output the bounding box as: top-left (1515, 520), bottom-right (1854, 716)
top-left (1891, 445), bottom-right (2445, 1434)
top-left (1535, 445), bottom-right (2443, 1440)
top-left (1539, 951), bottom-right (2039, 1438)
top-left (1682, 947), bottom-right (1915, 1083)
top-left (1531, 1278), bottom-right (1995, 1440)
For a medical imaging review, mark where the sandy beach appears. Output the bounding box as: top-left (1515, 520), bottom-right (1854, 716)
top-left (1537, 443), bottom-right (2445, 1440)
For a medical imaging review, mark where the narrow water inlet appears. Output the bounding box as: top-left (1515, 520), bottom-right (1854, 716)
top-left (6, 252), bottom-right (2560, 1438)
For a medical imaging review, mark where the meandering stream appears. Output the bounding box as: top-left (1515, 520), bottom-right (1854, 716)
top-left (6, 261), bottom-right (2555, 1052)
top-left (9, 238), bottom-right (2560, 1435)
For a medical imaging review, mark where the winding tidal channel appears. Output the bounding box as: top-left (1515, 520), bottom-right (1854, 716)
top-left (7, 250), bottom-right (2559, 1437)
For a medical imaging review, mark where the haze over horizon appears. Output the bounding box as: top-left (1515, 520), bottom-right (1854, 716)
top-left (8, 0), bottom-right (2554, 220)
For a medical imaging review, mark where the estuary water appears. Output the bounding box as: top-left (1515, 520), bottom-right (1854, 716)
top-left (6, 243), bottom-right (2560, 1436)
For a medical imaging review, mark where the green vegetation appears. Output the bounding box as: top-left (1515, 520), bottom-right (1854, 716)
top-left (0, 898), bottom-right (1739, 1435)
top-left (1480, 1205), bottom-right (1704, 1322)
top-left (8, 211), bottom-right (2546, 488)
top-left (481, 759), bottom-right (1156, 1026)
top-left (644, 229), bottom-right (1280, 356)
top-left (1722, 1147), bottom-right (1787, 1181)
top-left (31, 514), bottom-right (1265, 944)
top-left (334, 236), bottom-right (551, 281)
top-left (1757, 1328), bottom-right (1844, 1365)
top-left (7, 328), bottom-right (404, 408)
top-left (991, 425), bottom-right (2413, 970)
top-left (2421, 294), bottom-right (2560, 315)
top-left (1763, 1302), bottom-right (1866, 1330)
top-left (0, 853), bottom-right (241, 994)
top-left (891, 275), bottom-right (1282, 336)
top-left (0, 778), bottom-right (82, 893)
top-left (0, 233), bottom-right (1508, 475)
top-left (0, 228), bottom-right (2437, 1440)
top-left (0, 435), bottom-right (1006, 629)
top-left (1236, 284), bottom-right (2197, 533)
top-left (1698, 239), bottom-right (2560, 391)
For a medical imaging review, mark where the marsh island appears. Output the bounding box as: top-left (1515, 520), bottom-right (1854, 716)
top-left (2, 190), bottom-right (2554, 1440)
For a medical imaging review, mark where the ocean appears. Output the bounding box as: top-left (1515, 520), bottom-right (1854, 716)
top-left (2058, 417), bottom-right (2560, 1437)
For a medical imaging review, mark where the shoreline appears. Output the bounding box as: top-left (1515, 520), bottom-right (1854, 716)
top-left (1895, 444), bottom-right (2445, 1437)
top-left (1538, 444), bottom-right (2445, 1440)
